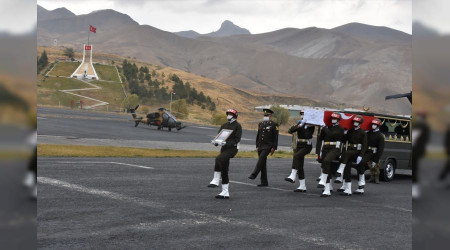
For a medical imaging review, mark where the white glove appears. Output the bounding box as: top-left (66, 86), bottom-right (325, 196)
top-left (371, 162), bottom-right (376, 168)
top-left (220, 141), bottom-right (227, 146)
top-left (356, 156), bottom-right (362, 164)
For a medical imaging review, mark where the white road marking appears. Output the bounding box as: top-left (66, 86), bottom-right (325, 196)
top-left (38, 176), bottom-right (359, 249)
top-left (191, 126), bottom-right (216, 130)
top-left (37, 117), bottom-right (47, 120)
top-left (57, 161), bottom-right (154, 169)
top-left (230, 180), bottom-right (412, 213)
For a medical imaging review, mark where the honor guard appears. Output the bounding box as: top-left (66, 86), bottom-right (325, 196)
top-left (336, 115), bottom-right (368, 196)
top-left (364, 118), bottom-right (385, 184)
top-left (412, 110), bottom-right (430, 199)
top-left (439, 124), bottom-right (450, 181)
top-left (208, 108), bottom-right (242, 199)
top-left (316, 112), bottom-right (345, 197)
top-left (248, 108), bottom-right (279, 186)
top-left (285, 110), bottom-right (315, 192)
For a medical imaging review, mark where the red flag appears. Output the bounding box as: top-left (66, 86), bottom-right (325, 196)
top-left (85, 45), bottom-right (92, 51)
top-left (89, 25), bottom-right (96, 33)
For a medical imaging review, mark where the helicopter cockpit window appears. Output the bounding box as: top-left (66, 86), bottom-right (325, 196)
top-left (380, 118), bottom-right (410, 142)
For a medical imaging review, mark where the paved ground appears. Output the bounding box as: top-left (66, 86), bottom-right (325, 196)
top-left (0, 159), bottom-right (36, 249)
top-left (38, 157), bottom-right (412, 249)
top-left (37, 107), bottom-right (294, 151)
top-left (413, 158), bottom-right (450, 249)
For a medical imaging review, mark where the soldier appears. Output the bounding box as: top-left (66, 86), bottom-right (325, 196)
top-left (412, 110), bottom-right (430, 199)
top-left (316, 112), bottom-right (346, 197)
top-left (335, 115), bottom-right (367, 196)
top-left (208, 108), bottom-right (242, 199)
top-left (285, 110), bottom-right (315, 192)
top-left (439, 124), bottom-right (450, 181)
top-left (365, 118), bottom-right (385, 184)
top-left (248, 108), bottom-right (279, 187)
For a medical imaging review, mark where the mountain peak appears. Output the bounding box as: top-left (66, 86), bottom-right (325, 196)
top-left (207, 20), bottom-right (251, 37)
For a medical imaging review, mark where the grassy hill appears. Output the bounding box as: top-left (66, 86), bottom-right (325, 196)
top-left (37, 46), bottom-right (336, 131)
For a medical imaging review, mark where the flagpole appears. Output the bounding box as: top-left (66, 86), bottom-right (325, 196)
top-left (88, 26), bottom-right (90, 45)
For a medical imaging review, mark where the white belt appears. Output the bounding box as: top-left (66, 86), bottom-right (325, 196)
top-left (324, 141), bottom-right (341, 148)
top-left (348, 143), bottom-right (362, 150)
top-left (368, 146), bottom-right (377, 153)
top-left (298, 139), bottom-right (312, 145)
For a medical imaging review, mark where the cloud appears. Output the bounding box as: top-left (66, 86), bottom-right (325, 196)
top-left (38, 0), bottom-right (412, 34)
top-left (0, 0), bottom-right (36, 34)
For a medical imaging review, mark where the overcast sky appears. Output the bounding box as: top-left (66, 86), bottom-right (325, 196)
top-left (37, 0), bottom-right (413, 34)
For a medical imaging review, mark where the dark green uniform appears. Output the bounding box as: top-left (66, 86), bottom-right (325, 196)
top-left (412, 120), bottom-right (430, 183)
top-left (439, 127), bottom-right (450, 180)
top-left (250, 120), bottom-right (279, 185)
top-left (214, 120), bottom-right (242, 184)
top-left (316, 124), bottom-right (345, 182)
top-left (342, 128), bottom-right (367, 182)
top-left (289, 124), bottom-right (315, 180)
top-left (363, 129), bottom-right (385, 183)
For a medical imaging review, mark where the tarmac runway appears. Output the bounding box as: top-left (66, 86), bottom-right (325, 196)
top-left (38, 157), bottom-right (412, 249)
top-left (37, 107), bottom-right (295, 151)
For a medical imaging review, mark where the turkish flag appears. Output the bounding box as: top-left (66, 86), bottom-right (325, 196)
top-left (323, 111), bottom-right (376, 131)
top-left (89, 25), bottom-right (96, 33)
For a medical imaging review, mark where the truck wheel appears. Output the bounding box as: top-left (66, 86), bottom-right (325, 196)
top-left (381, 159), bottom-right (396, 182)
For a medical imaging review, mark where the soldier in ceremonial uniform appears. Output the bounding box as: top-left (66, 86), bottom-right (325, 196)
top-left (285, 110), bottom-right (315, 192)
top-left (335, 115), bottom-right (367, 196)
top-left (365, 119), bottom-right (385, 184)
top-left (248, 108), bottom-right (279, 187)
top-left (208, 108), bottom-right (242, 199)
top-left (412, 110), bottom-right (430, 199)
top-left (316, 112), bottom-right (345, 197)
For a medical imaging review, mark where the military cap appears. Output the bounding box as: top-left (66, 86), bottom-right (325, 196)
top-left (263, 108), bottom-right (274, 115)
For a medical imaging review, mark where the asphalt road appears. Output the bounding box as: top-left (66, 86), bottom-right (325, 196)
top-left (413, 158), bottom-right (450, 249)
top-left (37, 107), bottom-right (295, 151)
top-left (38, 157), bottom-right (412, 249)
top-left (0, 159), bottom-right (36, 250)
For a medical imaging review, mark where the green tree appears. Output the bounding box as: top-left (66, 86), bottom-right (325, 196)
top-left (121, 94), bottom-right (139, 111)
top-left (211, 112), bottom-right (227, 125)
top-left (271, 105), bottom-right (290, 125)
top-left (63, 47), bottom-right (75, 60)
top-left (171, 99), bottom-right (189, 119)
top-left (37, 50), bottom-right (48, 74)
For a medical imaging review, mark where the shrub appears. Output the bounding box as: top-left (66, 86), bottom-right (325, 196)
top-left (171, 99), bottom-right (189, 119)
top-left (271, 105), bottom-right (290, 125)
top-left (211, 112), bottom-right (228, 125)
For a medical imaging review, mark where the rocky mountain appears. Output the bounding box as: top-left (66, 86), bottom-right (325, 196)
top-left (37, 5), bottom-right (411, 114)
top-left (37, 5), bottom-right (75, 21)
top-left (175, 20), bottom-right (250, 39)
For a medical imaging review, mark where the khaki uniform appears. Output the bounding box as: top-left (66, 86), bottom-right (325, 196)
top-left (250, 120), bottom-right (279, 185)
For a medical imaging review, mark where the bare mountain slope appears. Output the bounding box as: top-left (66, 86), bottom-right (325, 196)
top-left (37, 6), bottom-right (411, 114)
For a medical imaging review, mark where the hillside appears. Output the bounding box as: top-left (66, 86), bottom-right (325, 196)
top-left (37, 46), bottom-right (333, 131)
top-left (37, 5), bottom-right (411, 115)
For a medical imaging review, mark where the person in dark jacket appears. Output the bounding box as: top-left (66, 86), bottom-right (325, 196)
top-left (316, 112), bottom-right (346, 197)
top-left (335, 115), bottom-right (368, 196)
top-left (285, 110), bottom-right (315, 192)
top-left (439, 124), bottom-right (450, 181)
top-left (208, 108), bottom-right (242, 199)
top-left (412, 110), bottom-right (430, 199)
top-left (248, 108), bottom-right (279, 187)
top-left (364, 118), bottom-right (385, 184)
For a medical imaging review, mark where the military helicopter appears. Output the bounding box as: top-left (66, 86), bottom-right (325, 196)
top-left (130, 105), bottom-right (186, 131)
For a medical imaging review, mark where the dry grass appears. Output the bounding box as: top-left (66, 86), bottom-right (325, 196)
top-left (38, 144), bottom-right (309, 159)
